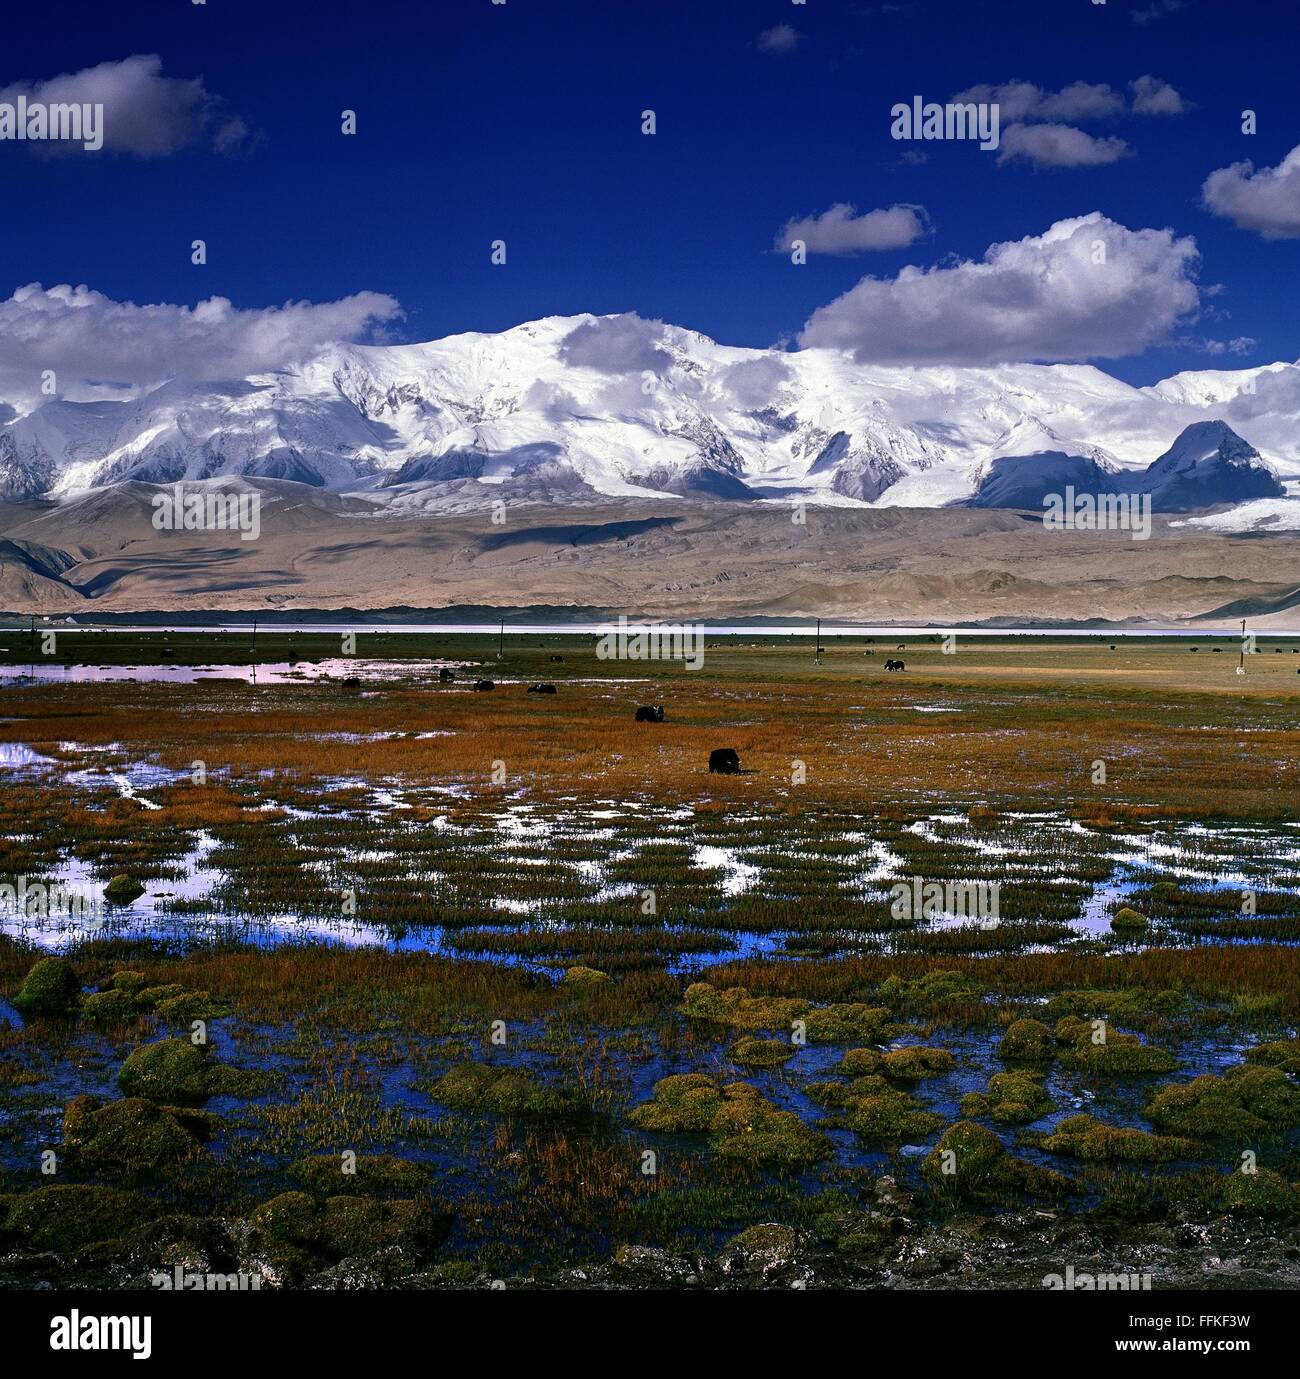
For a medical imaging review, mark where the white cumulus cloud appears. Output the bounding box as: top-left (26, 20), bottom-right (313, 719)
top-left (798, 213), bottom-right (1200, 365)
top-left (952, 80), bottom-right (1125, 124)
top-left (0, 283), bottom-right (401, 406)
top-left (1202, 144), bottom-right (1300, 240)
top-left (755, 25), bottom-right (802, 54)
top-left (0, 54), bottom-right (248, 157)
top-left (998, 123), bottom-right (1131, 168)
top-left (1130, 75), bottom-right (1186, 116)
top-left (775, 203), bottom-right (927, 255)
top-left (557, 314), bottom-right (672, 374)
top-left (721, 356), bottom-right (795, 408)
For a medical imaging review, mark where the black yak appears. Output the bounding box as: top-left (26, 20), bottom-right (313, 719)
top-left (709, 748), bottom-right (740, 774)
top-left (473, 679), bottom-right (495, 691)
top-left (528, 683), bottom-right (557, 694)
top-left (885, 659), bottom-right (905, 671)
top-left (439, 668), bottom-right (455, 681)
top-left (635, 705), bottom-right (665, 722)
top-left (550, 655), bottom-right (564, 662)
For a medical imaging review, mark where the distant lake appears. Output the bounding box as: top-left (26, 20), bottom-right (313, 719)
top-left (0, 622), bottom-right (1264, 639)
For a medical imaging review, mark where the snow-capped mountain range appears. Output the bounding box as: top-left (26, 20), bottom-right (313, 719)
top-left (3, 313), bottom-right (1299, 513)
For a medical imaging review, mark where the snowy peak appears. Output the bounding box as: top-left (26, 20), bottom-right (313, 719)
top-left (2, 313), bottom-right (1300, 512)
top-left (1139, 421), bottom-right (1283, 511)
top-left (969, 422), bottom-right (1285, 513)
top-left (1147, 419), bottom-right (1262, 475)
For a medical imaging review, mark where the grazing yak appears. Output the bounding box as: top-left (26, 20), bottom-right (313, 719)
top-left (885, 659), bottom-right (905, 671)
top-left (473, 679), bottom-right (495, 692)
top-left (439, 668), bottom-right (455, 681)
top-left (550, 655), bottom-right (564, 663)
top-left (709, 748), bottom-right (740, 774)
top-left (528, 683), bottom-right (557, 694)
top-left (635, 705), bottom-right (665, 722)
top-left (341, 676), bottom-right (361, 688)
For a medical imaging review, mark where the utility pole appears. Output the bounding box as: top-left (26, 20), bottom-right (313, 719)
top-left (498, 619), bottom-right (504, 661)
top-left (1239, 618), bottom-right (1246, 675)
top-left (251, 618), bottom-right (258, 655)
top-left (815, 617), bottom-right (821, 665)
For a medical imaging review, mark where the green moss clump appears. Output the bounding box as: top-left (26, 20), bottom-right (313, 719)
top-left (729, 1037), bottom-right (794, 1068)
top-left (117, 1038), bottom-right (215, 1102)
top-left (81, 988), bottom-right (144, 1026)
top-left (921, 1121), bottom-right (1071, 1204)
top-left (1038, 1114), bottom-right (1194, 1162)
top-left (630, 1075), bottom-right (832, 1167)
top-left (289, 1154), bottom-right (427, 1195)
top-left (1221, 1167), bottom-right (1300, 1215)
top-left (1054, 1017), bottom-right (1178, 1075)
top-left (876, 969), bottom-right (983, 1017)
top-left (249, 1191), bottom-right (445, 1261)
top-left (0, 1185), bottom-right (156, 1252)
top-left (103, 874), bottom-right (146, 904)
top-left (709, 1085), bottom-right (835, 1168)
top-left (804, 1075), bottom-right (888, 1108)
top-left (14, 957), bottom-right (81, 1020)
top-left (427, 1061), bottom-right (576, 1119)
top-left (679, 982), bottom-right (807, 1030)
top-left (135, 984), bottom-right (188, 1010)
top-left (1046, 988), bottom-right (1185, 1020)
top-left (880, 1046), bottom-right (956, 1082)
top-left (628, 1073), bottom-right (721, 1132)
top-left (804, 1073), bottom-right (942, 1143)
top-left (560, 965), bottom-right (612, 986)
top-left (999, 1018), bottom-right (1055, 1064)
top-left (60, 1095), bottom-right (214, 1173)
top-left (679, 982), bottom-right (899, 1044)
top-left (1146, 1064), bottom-right (1300, 1141)
top-left (961, 1071), bottom-right (1052, 1125)
top-left (110, 971), bottom-right (150, 995)
top-left (116, 1037), bottom-right (261, 1104)
top-left (803, 1004), bottom-right (900, 1045)
top-left (1110, 907), bottom-right (1149, 933)
top-left (154, 990), bottom-right (230, 1023)
top-left (841, 1089), bottom-right (944, 1145)
top-left (1245, 1038), bottom-right (1300, 1076)
top-left (838, 1048), bottom-right (884, 1077)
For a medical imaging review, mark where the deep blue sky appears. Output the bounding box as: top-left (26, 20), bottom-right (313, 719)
top-left (3, 0), bottom-right (1298, 384)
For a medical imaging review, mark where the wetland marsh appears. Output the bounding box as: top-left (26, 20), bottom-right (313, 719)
top-left (2, 629), bottom-right (1300, 1289)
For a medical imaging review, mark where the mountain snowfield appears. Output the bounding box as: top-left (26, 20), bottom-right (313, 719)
top-left (3, 313), bottom-right (1300, 523)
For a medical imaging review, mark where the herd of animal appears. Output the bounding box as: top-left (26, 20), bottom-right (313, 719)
top-left (377, 650), bottom-right (920, 776)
